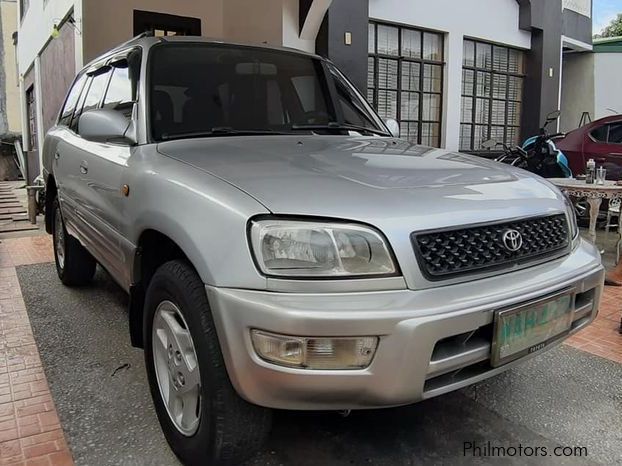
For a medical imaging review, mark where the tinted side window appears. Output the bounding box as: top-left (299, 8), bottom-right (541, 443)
top-left (103, 65), bottom-right (133, 116)
top-left (607, 123), bottom-right (622, 144)
top-left (82, 69), bottom-right (112, 113)
top-left (69, 77), bottom-right (92, 132)
top-left (58, 74), bottom-right (88, 126)
top-left (73, 68), bottom-right (111, 134)
top-left (590, 125), bottom-right (609, 143)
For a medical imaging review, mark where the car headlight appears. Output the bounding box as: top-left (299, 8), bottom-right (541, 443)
top-left (564, 196), bottom-right (579, 242)
top-left (249, 219), bottom-right (398, 278)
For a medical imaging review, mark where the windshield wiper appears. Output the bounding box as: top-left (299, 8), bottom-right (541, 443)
top-left (291, 122), bottom-right (390, 137)
top-left (160, 127), bottom-right (286, 141)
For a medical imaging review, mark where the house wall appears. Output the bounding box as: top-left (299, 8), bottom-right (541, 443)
top-left (222, 0), bottom-right (282, 47)
top-left (17, 0), bottom-right (80, 75)
top-left (316, 0), bottom-right (368, 93)
top-left (39, 19), bottom-right (75, 134)
top-left (282, 0), bottom-right (315, 53)
top-left (593, 53), bottom-right (622, 120)
top-left (82, 0), bottom-right (224, 63)
top-left (1, 0), bottom-right (20, 134)
top-left (560, 52), bottom-right (594, 132)
top-left (369, 0), bottom-right (531, 150)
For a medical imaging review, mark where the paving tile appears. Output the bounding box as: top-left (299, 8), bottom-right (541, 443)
top-left (0, 237), bottom-right (73, 465)
top-left (0, 438), bottom-right (22, 462)
top-left (565, 282), bottom-right (622, 363)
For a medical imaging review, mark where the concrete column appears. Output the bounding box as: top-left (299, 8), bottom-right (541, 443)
top-left (33, 55), bottom-right (44, 176)
top-left (18, 75), bottom-right (28, 149)
top-left (282, 0), bottom-right (315, 53)
top-left (73, 2), bottom-right (84, 71)
top-left (521, 0), bottom-right (563, 138)
top-left (443, 32), bottom-right (464, 151)
top-left (315, 0), bottom-right (369, 93)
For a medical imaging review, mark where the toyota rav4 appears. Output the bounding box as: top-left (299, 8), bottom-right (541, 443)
top-left (42, 36), bottom-right (604, 465)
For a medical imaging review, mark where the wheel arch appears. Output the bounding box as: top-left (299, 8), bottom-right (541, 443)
top-left (129, 228), bottom-right (203, 348)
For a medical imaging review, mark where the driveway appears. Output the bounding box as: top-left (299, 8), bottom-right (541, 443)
top-left (15, 263), bottom-right (622, 466)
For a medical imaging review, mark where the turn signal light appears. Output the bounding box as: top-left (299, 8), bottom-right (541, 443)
top-left (250, 330), bottom-right (378, 370)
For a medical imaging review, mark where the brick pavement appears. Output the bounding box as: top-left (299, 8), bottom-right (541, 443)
top-left (0, 237), bottom-right (72, 466)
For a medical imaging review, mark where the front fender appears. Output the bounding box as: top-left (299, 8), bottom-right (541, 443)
top-left (126, 150), bottom-right (270, 290)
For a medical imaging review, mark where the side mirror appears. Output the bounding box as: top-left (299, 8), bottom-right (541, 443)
top-left (384, 118), bottom-right (400, 138)
top-left (546, 110), bottom-right (561, 122)
top-left (78, 109), bottom-right (136, 144)
top-left (481, 139), bottom-right (498, 149)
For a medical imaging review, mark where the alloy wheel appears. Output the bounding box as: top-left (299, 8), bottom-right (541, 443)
top-left (152, 300), bottom-right (202, 436)
top-left (54, 207), bottom-right (65, 270)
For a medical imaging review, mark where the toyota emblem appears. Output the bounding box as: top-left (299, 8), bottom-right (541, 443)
top-left (502, 229), bottom-right (523, 252)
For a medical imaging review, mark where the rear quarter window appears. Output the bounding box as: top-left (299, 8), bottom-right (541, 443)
top-left (607, 123), bottom-right (622, 144)
top-left (590, 125), bottom-right (608, 143)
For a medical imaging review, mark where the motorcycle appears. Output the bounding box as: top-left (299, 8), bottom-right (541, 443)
top-left (483, 110), bottom-right (572, 178)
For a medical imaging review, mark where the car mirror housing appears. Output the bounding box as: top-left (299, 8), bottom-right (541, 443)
top-left (78, 109), bottom-right (137, 145)
top-left (481, 139), bottom-right (498, 149)
top-left (384, 118), bottom-right (400, 138)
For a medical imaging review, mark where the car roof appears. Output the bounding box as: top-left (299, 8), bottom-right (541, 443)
top-left (588, 115), bottom-right (622, 126)
top-left (83, 35), bottom-right (324, 71)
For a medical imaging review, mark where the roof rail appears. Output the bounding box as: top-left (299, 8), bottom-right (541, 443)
top-left (82, 31), bottom-right (158, 70)
top-left (113, 30), bottom-right (155, 50)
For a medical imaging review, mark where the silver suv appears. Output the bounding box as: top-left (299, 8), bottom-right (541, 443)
top-left (42, 36), bottom-right (604, 465)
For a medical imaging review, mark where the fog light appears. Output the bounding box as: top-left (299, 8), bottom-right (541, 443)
top-left (251, 330), bottom-right (378, 370)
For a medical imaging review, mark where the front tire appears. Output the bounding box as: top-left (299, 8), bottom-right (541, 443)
top-left (144, 260), bottom-right (271, 466)
top-left (52, 198), bottom-right (96, 286)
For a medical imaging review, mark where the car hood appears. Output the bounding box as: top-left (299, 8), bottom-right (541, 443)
top-left (156, 135), bottom-right (564, 227)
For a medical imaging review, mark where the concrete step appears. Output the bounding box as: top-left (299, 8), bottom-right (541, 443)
top-left (0, 207), bottom-right (26, 215)
top-left (0, 223), bottom-right (38, 233)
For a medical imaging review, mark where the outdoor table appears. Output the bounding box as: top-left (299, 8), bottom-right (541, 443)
top-left (548, 178), bottom-right (622, 253)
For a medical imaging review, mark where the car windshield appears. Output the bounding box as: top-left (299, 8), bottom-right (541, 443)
top-left (148, 43), bottom-right (388, 141)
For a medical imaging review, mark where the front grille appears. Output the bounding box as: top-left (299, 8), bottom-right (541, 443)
top-left (412, 214), bottom-right (569, 280)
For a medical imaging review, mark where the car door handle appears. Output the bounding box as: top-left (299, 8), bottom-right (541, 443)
top-left (54, 152), bottom-right (60, 160)
top-left (79, 161), bottom-right (88, 174)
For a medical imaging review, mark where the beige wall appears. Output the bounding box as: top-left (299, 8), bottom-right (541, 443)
top-left (81, 0), bottom-right (301, 63)
top-left (1, 0), bottom-right (20, 133)
top-left (223, 0), bottom-right (283, 46)
top-left (560, 53), bottom-right (595, 132)
top-left (82, 0), bottom-right (225, 63)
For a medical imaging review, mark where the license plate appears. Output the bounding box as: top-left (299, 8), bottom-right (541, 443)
top-left (491, 292), bottom-right (573, 367)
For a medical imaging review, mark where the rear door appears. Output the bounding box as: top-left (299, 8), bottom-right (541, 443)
top-left (583, 120), bottom-right (622, 180)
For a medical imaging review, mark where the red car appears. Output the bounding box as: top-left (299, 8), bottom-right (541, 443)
top-left (557, 115), bottom-right (622, 180)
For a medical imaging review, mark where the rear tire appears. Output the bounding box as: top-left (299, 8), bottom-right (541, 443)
top-left (52, 197), bottom-right (96, 286)
top-left (144, 260), bottom-right (271, 466)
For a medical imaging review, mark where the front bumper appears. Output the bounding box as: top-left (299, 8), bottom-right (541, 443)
top-left (207, 239), bottom-right (604, 410)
